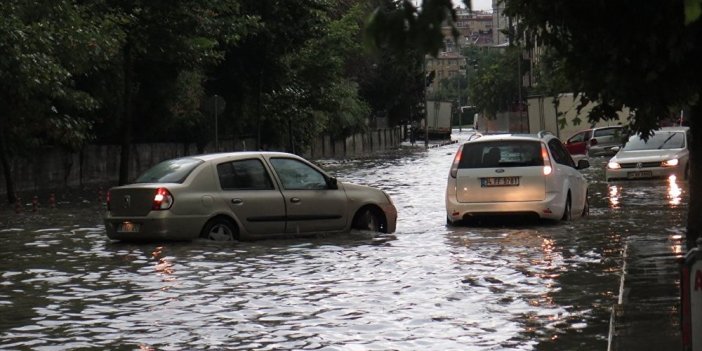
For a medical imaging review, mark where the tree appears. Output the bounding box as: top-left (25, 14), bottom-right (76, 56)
top-left (208, 0), bottom-right (328, 150)
top-left (467, 47), bottom-right (521, 119)
top-left (271, 2), bottom-right (371, 151)
top-left (500, 0), bottom-right (702, 248)
top-left (0, 0), bottom-right (121, 203)
top-left (92, 0), bottom-right (252, 185)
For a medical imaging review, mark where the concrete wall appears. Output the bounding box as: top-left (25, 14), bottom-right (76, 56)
top-left (0, 127), bottom-right (402, 195)
top-left (475, 111), bottom-right (528, 134)
top-left (527, 94), bottom-right (629, 140)
top-left (474, 94), bottom-right (629, 139)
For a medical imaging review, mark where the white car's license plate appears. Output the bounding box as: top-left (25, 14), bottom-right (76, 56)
top-left (117, 222), bottom-right (140, 233)
top-left (481, 176), bottom-right (520, 187)
top-left (627, 171), bottom-right (652, 179)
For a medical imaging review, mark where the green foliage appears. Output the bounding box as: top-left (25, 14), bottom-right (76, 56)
top-left (166, 70), bottom-right (209, 144)
top-left (364, 0), bottom-right (460, 57)
top-left (2, 0), bottom-right (429, 160)
top-left (686, 0), bottom-right (702, 24)
top-left (468, 47), bottom-right (521, 118)
top-left (503, 0), bottom-right (701, 137)
top-left (529, 48), bottom-right (571, 98)
top-left (0, 0), bottom-right (121, 153)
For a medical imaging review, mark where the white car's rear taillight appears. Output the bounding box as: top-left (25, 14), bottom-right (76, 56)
top-left (450, 145), bottom-right (463, 178)
top-left (152, 188), bottom-right (174, 210)
top-left (541, 143), bottom-right (552, 175)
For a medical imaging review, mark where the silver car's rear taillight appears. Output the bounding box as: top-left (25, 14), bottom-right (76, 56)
top-left (152, 188), bottom-right (174, 210)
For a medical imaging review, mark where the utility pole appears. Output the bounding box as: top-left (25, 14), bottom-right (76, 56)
top-left (423, 60), bottom-right (429, 148)
top-left (456, 40), bottom-right (462, 133)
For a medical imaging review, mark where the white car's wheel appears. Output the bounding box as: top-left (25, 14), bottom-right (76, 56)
top-left (581, 192), bottom-right (589, 217)
top-left (561, 194), bottom-right (572, 221)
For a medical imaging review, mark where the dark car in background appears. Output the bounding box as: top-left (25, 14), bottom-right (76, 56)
top-left (565, 126), bottom-right (626, 157)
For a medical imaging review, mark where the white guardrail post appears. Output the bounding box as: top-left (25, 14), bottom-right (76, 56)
top-left (682, 238), bottom-right (702, 351)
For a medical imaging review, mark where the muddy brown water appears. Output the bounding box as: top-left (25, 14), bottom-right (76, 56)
top-left (0, 131), bottom-right (688, 350)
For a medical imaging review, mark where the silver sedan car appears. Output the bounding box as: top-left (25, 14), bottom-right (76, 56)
top-left (104, 152), bottom-right (397, 241)
top-left (605, 127), bottom-right (690, 181)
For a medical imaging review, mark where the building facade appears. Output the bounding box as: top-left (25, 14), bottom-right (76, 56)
top-left (425, 51), bottom-right (465, 94)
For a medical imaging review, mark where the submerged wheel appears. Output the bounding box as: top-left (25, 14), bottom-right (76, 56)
top-left (201, 217), bottom-right (238, 241)
top-left (581, 192), bottom-right (590, 217)
top-left (561, 194), bottom-right (572, 221)
top-left (353, 208), bottom-right (384, 233)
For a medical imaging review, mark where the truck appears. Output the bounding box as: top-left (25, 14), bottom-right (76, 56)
top-left (424, 100), bottom-right (452, 140)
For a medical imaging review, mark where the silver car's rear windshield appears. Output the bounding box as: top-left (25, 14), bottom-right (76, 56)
top-left (623, 132), bottom-right (685, 150)
top-left (459, 140), bottom-right (544, 168)
top-left (134, 158), bottom-right (204, 183)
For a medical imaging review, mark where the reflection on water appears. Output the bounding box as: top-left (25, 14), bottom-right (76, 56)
top-left (668, 176), bottom-right (682, 206)
top-left (608, 185), bottom-right (621, 209)
top-left (0, 142), bottom-right (689, 350)
top-left (607, 175), bottom-right (685, 209)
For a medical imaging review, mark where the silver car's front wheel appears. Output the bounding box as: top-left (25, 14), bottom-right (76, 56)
top-left (201, 218), bottom-right (238, 241)
top-left (353, 208), bottom-right (384, 233)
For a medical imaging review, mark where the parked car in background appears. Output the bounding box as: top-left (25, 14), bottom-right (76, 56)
top-left (105, 152), bottom-right (397, 241)
top-left (605, 126), bottom-right (690, 181)
top-left (446, 132), bottom-right (590, 224)
top-left (565, 126), bottom-right (626, 157)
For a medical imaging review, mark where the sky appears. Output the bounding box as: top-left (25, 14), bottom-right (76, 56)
top-left (465, 0), bottom-right (492, 11)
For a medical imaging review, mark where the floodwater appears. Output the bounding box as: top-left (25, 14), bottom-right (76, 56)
top-left (0, 130), bottom-right (688, 350)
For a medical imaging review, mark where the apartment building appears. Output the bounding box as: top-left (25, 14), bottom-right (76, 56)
top-left (424, 51), bottom-right (465, 94)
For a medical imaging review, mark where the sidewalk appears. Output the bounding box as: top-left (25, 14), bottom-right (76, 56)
top-left (608, 230), bottom-right (684, 350)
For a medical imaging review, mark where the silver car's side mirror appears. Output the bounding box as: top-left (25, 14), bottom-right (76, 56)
top-left (326, 177), bottom-right (338, 189)
top-left (611, 146), bottom-right (621, 152)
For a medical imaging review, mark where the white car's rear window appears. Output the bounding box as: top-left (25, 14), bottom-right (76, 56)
top-left (458, 140), bottom-right (543, 168)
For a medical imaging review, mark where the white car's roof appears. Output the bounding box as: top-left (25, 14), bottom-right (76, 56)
top-left (656, 126), bottom-right (689, 132)
top-left (467, 133), bottom-right (553, 143)
top-left (190, 151), bottom-right (299, 162)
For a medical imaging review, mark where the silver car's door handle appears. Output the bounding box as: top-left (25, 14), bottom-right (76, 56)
top-left (290, 197), bottom-right (301, 203)
top-left (231, 198), bottom-right (243, 205)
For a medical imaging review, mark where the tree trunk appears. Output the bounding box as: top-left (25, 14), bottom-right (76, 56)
top-left (119, 41), bottom-right (134, 185)
top-left (0, 113), bottom-right (16, 204)
top-left (687, 102), bottom-right (702, 249)
top-left (256, 68), bottom-right (263, 150)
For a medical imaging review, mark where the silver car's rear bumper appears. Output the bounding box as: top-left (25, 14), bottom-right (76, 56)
top-left (104, 212), bottom-right (209, 241)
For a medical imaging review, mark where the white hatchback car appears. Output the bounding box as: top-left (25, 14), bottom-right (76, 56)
top-left (446, 132), bottom-right (590, 224)
top-left (605, 126), bottom-right (690, 181)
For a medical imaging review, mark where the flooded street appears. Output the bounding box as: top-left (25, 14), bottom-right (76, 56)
top-left (0, 131), bottom-right (688, 350)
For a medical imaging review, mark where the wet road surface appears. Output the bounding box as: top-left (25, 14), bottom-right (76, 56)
top-left (0, 131), bottom-right (688, 350)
